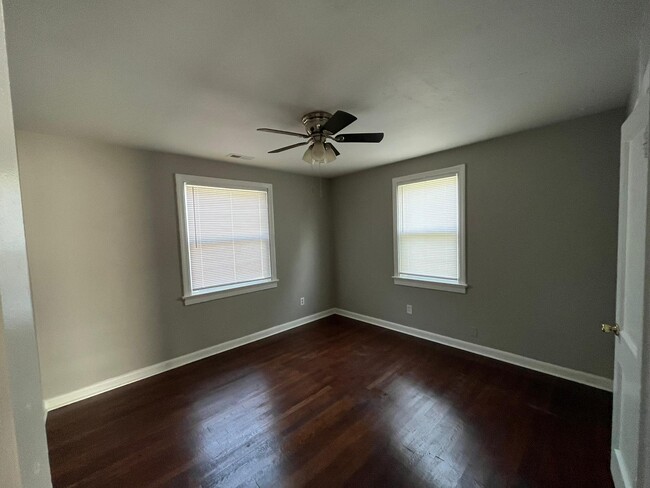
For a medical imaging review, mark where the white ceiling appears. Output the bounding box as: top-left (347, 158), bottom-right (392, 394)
top-left (4, 0), bottom-right (642, 177)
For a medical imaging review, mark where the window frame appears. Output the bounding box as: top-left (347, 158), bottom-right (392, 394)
top-left (392, 164), bottom-right (467, 294)
top-left (175, 174), bottom-right (278, 305)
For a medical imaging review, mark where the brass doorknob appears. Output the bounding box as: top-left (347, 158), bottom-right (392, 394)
top-left (601, 323), bottom-right (620, 336)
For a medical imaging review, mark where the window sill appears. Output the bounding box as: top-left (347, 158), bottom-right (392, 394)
top-left (183, 279), bottom-right (279, 305)
top-left (393, 276), bottom-right (468, 294)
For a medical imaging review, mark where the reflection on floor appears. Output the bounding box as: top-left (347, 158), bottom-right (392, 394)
top-left (46, 314), bottom-right (613, 487)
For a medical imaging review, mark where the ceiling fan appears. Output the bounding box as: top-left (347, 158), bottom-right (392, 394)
top-left (257, 110), bottom-right (384, 164)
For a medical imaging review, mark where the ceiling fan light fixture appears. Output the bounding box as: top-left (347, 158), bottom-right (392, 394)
top-left (260, 110), bottom-right (384, 165)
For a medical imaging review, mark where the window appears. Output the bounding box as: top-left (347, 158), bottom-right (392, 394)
top-left (175, 174), bottom-right (278, 304)
top-left (392, 165), bottom-right (467, 293)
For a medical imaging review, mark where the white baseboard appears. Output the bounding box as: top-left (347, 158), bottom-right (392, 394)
top-left (44, 307), bottom-right (612, 412)
top-left (44, 309), bottom-right (336, 412)
top-left (334, 309), bottom-right (613, 392)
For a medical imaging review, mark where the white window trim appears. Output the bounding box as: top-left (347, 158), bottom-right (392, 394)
top-left (392, 165), bottom-right (468, 294)
top-left (175, 174), bottom-right (278, 305)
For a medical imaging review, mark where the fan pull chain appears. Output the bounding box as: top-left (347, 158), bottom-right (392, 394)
top-left (318, 162), bottom-right (323, 198)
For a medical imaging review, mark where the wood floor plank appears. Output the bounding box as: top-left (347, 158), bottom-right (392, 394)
top-left (46, 315), bottom-right (614, 487)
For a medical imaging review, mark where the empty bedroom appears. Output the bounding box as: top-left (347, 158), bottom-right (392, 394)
top-left (1, 1), bottom-right (649, 487)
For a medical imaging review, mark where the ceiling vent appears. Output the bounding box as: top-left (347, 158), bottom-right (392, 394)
top-left (227, 153), bottom-right (254, 160)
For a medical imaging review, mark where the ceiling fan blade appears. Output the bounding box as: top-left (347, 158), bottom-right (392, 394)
top-left (335, 133), bottom-right (384, 143)
top-left (325, 143), bottom-right (340, 156)
top-left (257, 128), bottom-right (309, 138)
top-left (268, 141), bottom-right (309, 154)
top-left (321, 111), bottom-right (357, 134)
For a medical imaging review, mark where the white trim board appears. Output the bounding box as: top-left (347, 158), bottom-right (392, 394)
top-left (44, 309), bottom-right (336, 412)
top-left (334, 309), bottom-right (613, 392)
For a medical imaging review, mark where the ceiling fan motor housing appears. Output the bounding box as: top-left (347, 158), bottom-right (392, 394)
top-left (301, 111), bottom-right (332, 135)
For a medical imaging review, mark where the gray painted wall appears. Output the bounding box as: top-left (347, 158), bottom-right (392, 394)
top-left (331, 109), bottom-right (623, 378)
top-left (630, 0), bottom-right (650, 106)
top-left (17, 131), bottom-right (334, 400)
top-left (0, 3), bottom-right (51, 486)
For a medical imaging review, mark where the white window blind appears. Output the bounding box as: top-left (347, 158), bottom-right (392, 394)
top-left (175, 174), bottom-right (278, 304)
top-left (185, 184), bottom-right (272, 291)
top-left (393, 165), bottom-right (466, 293)
top-left (397, 175), bottom-right (459, 279)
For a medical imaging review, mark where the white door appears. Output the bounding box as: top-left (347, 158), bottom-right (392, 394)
top-left (609, 90), bottom-right (650, 488)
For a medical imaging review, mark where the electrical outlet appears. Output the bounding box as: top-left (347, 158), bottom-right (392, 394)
top-left (300, 297), bottom-right (305, 306)
top-left (406, 304), bottom-right (412, 315)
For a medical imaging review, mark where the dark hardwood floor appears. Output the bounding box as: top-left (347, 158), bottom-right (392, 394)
top-left (46, 315), bottom-right (614, 487)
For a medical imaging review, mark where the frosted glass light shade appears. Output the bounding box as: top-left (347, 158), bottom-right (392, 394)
top-left (302, 142), bottom-right (336, 164)
top-left (324, 145), bottom-right (337, 163)
top-left (312, 141), bottom-right (326, 162)
top-left (302, 145), bottom-right (313, 163)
